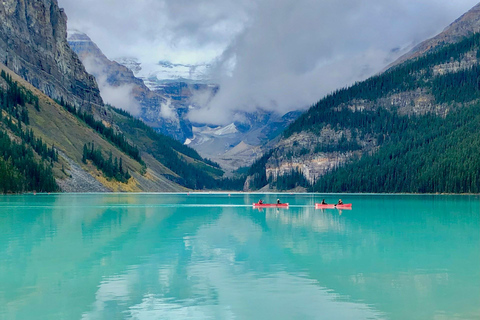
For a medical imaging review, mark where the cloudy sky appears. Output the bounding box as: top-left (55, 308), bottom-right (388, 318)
top-left (58, 0), bottom-right (479, 124)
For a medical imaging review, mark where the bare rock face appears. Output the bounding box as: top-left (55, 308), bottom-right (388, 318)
top-left (0, 0), bottom-right (103, 108)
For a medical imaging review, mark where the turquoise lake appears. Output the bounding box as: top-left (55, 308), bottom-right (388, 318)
top-left (0, 193), bottom-right (479, 320)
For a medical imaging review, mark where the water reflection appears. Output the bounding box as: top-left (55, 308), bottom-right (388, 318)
top-left (0, 194), bottom-right (478, 319)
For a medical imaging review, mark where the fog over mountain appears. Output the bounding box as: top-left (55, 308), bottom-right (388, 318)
top-left (59, 0), bottom-right (479, 124)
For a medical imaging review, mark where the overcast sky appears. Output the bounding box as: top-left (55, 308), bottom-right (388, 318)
top-left (58, 0), bottom-right (479, 124)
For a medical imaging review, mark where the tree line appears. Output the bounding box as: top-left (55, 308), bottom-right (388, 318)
top-left (0, 71), bottom-right (58, 193)
top-left (60, 99), bottom-right (144, 165)
top-left (0, 130), bottom-right (58, 193)
top-left (110, 106), bottom-right (246, 190)
top-left (82, 143), bottom-right (131, 183)
top-left (313, 102), bottom-right (480, 193)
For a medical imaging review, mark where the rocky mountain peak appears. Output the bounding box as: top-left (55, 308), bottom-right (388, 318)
top-left (0, 0), bottom-right (103, 108)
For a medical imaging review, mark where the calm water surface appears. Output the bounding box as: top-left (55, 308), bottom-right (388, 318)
top-left (0, 193), bottom-right (479, 320)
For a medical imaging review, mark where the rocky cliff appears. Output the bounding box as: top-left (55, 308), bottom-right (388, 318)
top-left (0, 0), bottom-right (103, 108)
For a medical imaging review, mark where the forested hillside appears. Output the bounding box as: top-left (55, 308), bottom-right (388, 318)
top-left (0, 65), bottom-right (243, 193)
top-left (0, 71), bottom-right (58, 193)
top-left (246, 33), bottom-right (480, 193)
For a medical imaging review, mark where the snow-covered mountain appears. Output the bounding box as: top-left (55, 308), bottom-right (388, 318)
top-left (115, 57), bottom-right (211, 91)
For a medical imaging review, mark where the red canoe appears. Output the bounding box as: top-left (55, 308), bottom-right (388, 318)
top-left (253, 203), bottom-right (289, 208)
top-left (315, 203), bottom-right (352, 209)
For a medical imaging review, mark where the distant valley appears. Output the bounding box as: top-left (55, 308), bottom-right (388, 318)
top-left (68, 30), bottom-right (299, 171)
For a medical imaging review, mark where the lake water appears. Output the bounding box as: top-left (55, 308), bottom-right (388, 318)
top-left (0, 193), bottom-right (479, 320)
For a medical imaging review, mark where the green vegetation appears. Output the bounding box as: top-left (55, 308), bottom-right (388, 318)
top-left (271, 168), bottom-right (311, 191)
top-left (314, 103), bottom-right (480, 193)
top-left (0, 71), bottom-right (58, 193)
top-left (0, 130), bottom-right (58, 193)
top-left (82, 143), bottom-right (131, 183)
top-left (110, 106), bottom-right (245, 190)
top-left (60, 99), bottom-right (143, 165)
top-left (285, 33), bottom-right (480, 137)
top-left (1, 70), bottom-right (39, 114)
top-left (431, 65), bottom-right (480, 104)
top-left (246, 150), bottom-right (273, 190)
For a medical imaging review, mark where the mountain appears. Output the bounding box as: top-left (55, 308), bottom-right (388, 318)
top-left (246, 4), bottom-right (480, 193)
top-left (0, 0), bottom-right (239, 193)
top-left (69, 32), bottom-right (299, 171)
top-left (67, 30), bottom-right (193, 142)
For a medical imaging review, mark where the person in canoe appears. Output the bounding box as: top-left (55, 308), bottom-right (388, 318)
top-left (321, 199), bottom-right (327, 205)
top-left (337, 199), bottom-right (343, 205)
top-left (277, 199), bottom-right (281, 204)
top-left (258, 199), bottom-right (264, 204)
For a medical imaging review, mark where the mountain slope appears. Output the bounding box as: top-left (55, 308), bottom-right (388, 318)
top-left (246, 29), bottom-right (480, 192)
top-left (68, 31), bottom-right (299, 171)
top-left (0, 63), bottom-right (185, 192)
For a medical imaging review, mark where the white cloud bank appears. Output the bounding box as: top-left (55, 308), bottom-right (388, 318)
top-left (82, 56), bottom-right (141, 116)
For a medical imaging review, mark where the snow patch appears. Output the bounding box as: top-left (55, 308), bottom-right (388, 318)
top-left (116, 58), bottom-right (210, 89)
top-left (213, 123), bottom-right (238, 136)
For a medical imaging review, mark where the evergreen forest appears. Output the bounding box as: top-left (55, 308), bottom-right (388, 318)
top-left (0, 70), bottom-right (58, 193)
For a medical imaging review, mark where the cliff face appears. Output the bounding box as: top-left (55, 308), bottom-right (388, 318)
top-left (0, 0), bottom-right (103, 108)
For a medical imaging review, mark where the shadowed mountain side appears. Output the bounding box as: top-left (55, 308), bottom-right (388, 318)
top-left (0, 0), bottom-right (236, 193)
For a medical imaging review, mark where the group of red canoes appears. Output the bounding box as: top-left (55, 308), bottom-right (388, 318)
top-left (253, 199), bottom-right (352, 209)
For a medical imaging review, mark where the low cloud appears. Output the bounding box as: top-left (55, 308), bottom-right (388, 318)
top-left (159, 98), bottom-right (176, 120)
top-left (82, 57), bottom-right (141, 116)
top-left (98, 82), bottom-right (141, 116)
